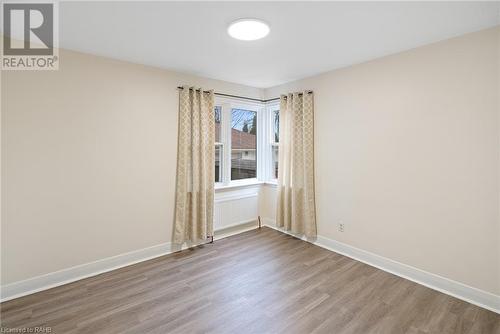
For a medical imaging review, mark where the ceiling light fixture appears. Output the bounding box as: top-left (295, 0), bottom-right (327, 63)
top-left (227, 19), bottom-right (270, 41)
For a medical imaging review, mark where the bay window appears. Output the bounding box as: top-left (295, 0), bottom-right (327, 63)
top-left (214, 97), bottom-right (278, 186)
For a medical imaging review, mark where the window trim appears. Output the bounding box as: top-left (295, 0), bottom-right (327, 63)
top-left (266, 101), bottom-right (280, 182)
top-left (214, 97), bottom-right (279, 187)
top-left (215, 97), bottom-right (264, 186)
top-left (214, 143), bottom-right (223, 184)
top-left (214, 105), bottom-right (223, 185)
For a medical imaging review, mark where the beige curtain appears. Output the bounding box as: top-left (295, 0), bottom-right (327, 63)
top-left (174, 86), bottom-right (215, 244)
top-left (276, 92), bottom-right (317, 238)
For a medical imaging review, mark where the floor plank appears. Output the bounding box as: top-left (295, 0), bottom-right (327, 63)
top-left (1, 227), bottom-right (499, 334)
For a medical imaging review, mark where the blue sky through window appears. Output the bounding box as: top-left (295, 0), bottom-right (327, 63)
top-left (231, 109), bottom-right (256, 132)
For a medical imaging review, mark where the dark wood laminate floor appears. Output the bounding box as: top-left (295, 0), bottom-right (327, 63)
top-left (1, 227), bottom-right (499, 334)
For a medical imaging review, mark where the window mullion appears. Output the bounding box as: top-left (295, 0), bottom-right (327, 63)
top-left (256, 105), bottom-right (265, 181)
top-left (221, 102), bottom-right (231, 185)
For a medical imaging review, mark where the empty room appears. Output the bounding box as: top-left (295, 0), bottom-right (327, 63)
top-left (1, 1), bottom-right (500, 333)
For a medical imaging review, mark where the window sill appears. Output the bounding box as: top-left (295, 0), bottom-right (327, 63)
top-left (214, 179), bottom-right (278, 191)
top-left (264, 180), bottom-right (278, 187)
top-left (215, 179), bottom-right (264, 191)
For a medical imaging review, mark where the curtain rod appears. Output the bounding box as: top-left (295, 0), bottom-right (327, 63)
top-left (176, 86), bottom-right (312, 103)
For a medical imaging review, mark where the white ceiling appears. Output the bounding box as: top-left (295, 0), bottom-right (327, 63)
top-left (59, 1), bottom-right (500, 88)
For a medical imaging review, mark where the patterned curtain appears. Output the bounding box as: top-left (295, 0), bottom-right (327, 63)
top-left (174, 86), bottom-right (215, 244)
top-left (276, 92), bottom-right (317, 238)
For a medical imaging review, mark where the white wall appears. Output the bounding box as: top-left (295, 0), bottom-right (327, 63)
top-left (263, 27), bottom-right (500, 295)
top-left (1, 49), bottom-right (263, 285)
top-left (2, 27), bottom-right (499, 301)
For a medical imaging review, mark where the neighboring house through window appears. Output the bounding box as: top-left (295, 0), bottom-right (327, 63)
top-left (231, 108), bottom-right (257, 180)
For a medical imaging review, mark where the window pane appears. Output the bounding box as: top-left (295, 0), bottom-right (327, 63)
top-left (215, 145), bottom-right (222, 182)
top-left (273, 110), bottom-right (279, 143)
top-left (272, 146), bottom-right (279, 179)
top-left (215, 106), bottom-right (222, 142)
top-left (215, 106), bottom-right (222, 183)
top-left (231, 109), bottom-right (257, 180)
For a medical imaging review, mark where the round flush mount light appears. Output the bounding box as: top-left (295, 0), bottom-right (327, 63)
top-left (227, 19), bottom-right (270, 41)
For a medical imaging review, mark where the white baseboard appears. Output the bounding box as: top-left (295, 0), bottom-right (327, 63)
top-left (3, 221), bottom-right (498, 315)
top-left (0, 242), bottom-right (174, 302)
top-left (214, 218), bottom-right (257, 232)
top-left (262, 218), bottom-right (500, 314)
top-left (0, 223), bottom-right (261, 303)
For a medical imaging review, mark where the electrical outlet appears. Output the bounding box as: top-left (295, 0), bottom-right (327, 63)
top-left (338, 222), bottom-right (345, 232)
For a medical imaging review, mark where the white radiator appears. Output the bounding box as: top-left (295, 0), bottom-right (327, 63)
top-left (214, 187), bottom-right (259, 231)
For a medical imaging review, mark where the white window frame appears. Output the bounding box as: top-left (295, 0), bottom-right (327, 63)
top-left (215, 97), bottom-right (264, 187)
top-left (214, 97), bottom-right (280, 188)
top-left (214, 106), bottom-right (223, 185)
top-left (267, 102), bottom-right (280, 183)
